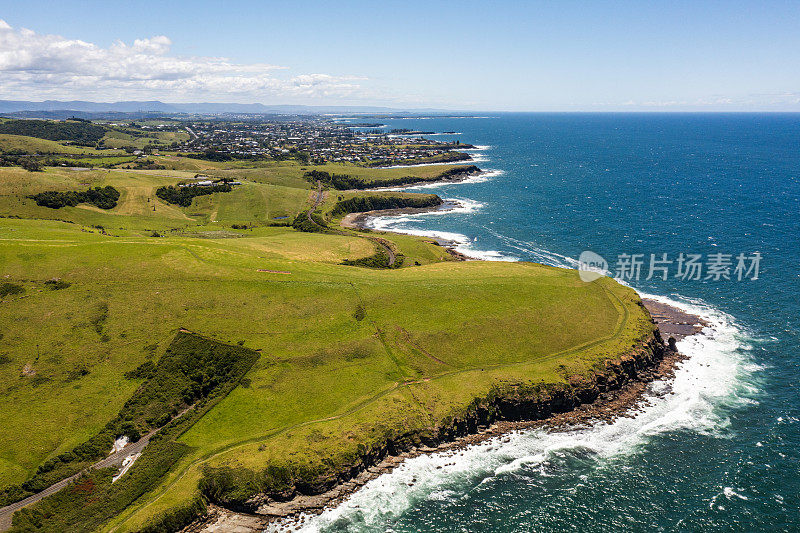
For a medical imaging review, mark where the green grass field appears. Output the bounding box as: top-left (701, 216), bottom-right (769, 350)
top-left (0, 134), bottom-right (122, 156)
top-left (101, 129), bottom-right (189, 150)
top-left (0, 147), bottom-right (655, 531)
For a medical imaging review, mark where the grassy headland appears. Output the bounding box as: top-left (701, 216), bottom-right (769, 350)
top-left (0, 129), bottom-right (658, 531)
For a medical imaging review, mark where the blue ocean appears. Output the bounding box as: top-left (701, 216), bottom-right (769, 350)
top-left (294, 114), bottom-right (800, 532)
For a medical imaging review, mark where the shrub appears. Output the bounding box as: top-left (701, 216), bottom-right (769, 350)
top-left (44, 279), bottom-right (71, 290)
top-left (0, 333), bottom-right (259, 511)
top-left (304, 166), bottom-right (479, 190)
top-left (0, 119), bottom-right (106, 144)
top-left (291, 211), bottom-right (330, 233)
top-left (20, 157), bottom-right (43, 172)
top-left (0, 282), bottom-right (24, 298)
top-left (353, 304), bottom-right (366, 322)
top-left (155, 184), bottom-right (232, 207)
top-left (124, 361), bottom-right (157, 380)
top-left (330, 194), bottom-right (442, 218)
top-left (10, 440), bottom-right (190, 532)
top-left (138, 495), bottom-right (208, 533)
top-left (29, 186), bottom-right (120, 210)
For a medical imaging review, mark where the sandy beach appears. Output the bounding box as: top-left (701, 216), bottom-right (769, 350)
top-left (340, 200), bottom-right (470, 256)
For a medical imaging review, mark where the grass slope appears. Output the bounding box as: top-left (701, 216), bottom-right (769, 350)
top-left (0, 153), bottom-right (654, 531)
top-left (0, 135), bottom-right (121, 156)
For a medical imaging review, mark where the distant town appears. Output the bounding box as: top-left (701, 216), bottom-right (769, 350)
top-left (113, 117), bottom-right (475, 166)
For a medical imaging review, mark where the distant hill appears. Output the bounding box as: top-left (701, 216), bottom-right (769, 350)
top-left (0, 100), bottom-right (456, 116)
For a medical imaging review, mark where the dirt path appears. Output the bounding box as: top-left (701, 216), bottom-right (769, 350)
top-left (0, 432), bottom-right (155, 531)
top-left (306, 181), bottom-right (397, 267)
top-left (365, 235), bottom-right (396, 267)
top-left (311, 180), bottom-right (324, 211)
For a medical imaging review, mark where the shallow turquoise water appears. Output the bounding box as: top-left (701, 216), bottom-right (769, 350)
top-left (290, 114), bottom-right (800, 532)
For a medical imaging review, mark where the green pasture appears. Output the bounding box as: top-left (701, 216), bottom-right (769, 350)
top-left (0, 145), bottom-right (654, 531)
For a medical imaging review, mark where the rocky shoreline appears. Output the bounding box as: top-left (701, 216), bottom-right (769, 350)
top-left (188, 300), bottom-right (707, 532)
top-left (340, 199), bottom-right (471, 260)
top-left (360, 164), bottom-right (483, 190)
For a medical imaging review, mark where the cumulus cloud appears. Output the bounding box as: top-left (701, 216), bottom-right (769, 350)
top-left (0, 20), bottom-right (366, 101)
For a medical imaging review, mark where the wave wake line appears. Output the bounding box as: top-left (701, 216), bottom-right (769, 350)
top-left (270, 291), bottom-right (759, 532)
top-left (280, 160), bottom-right (764, 532)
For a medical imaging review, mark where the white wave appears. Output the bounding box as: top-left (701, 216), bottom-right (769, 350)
top-left (709, 486), bottom-right (750, 509)
top-left (365, 220), bottom-right (516, 262)
top-left (466, 152), bottom-right (489, 163)
top-left (377, 146), bottom-right (490, 169)
top-left (440, 198), bottom-right (484, 214)
top-left (363, 199), bottom-right (517, 262)
top-left (272, 295), bottom-right (758, 532)
top-left (478, 228), bottom-right (579, 269)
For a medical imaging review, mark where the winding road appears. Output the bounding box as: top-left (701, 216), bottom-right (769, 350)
top-left (0, 431), bottom-right (156, 531)
top-left (307, 181), bottom-right (397, 267)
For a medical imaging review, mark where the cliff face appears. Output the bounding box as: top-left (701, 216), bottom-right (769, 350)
top-left (216, 331), bottom-right (669, 511)
top-left (436, 164), bottom-right (481, 180)
top-left (490, 333), bottom-right (666, 424)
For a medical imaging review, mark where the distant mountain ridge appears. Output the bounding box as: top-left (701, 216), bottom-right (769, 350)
top-left (0, 100), bottom-right (454, 116)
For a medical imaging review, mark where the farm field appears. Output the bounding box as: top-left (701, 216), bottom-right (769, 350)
top-left (0, 148), bottom-right (654, 531)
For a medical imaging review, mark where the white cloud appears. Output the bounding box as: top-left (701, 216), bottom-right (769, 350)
top-left (0, 20), bottom-right (367, 102)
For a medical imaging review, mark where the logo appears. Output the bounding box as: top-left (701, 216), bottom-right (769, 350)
top-left (578, 250), bottom-right (608, 282)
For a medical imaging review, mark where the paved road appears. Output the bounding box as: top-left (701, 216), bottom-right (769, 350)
top-left (0, 431), bottom-right (155, 531)
top-left (308, 180), bottom-right (325, 215)
top-left (364, 235), bottom-right (396, 267)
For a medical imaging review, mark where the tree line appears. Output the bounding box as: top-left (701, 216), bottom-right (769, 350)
top-left (156, 183), bottom-right (232, 207)
top-left (29, 186), bottom-right (120, 209)
top-left (0, 119), bottom-right (106, 144)
top-left (304, 165), bottom-right (479, 190)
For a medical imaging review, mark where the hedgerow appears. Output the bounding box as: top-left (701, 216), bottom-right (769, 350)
top-left (304, 165), bottom-right (479, 190)
top-left (0, 332), bottom-right (259, 512)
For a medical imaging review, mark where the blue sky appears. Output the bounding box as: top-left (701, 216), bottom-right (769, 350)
top-left (1, 0), bottom-right (799, 111)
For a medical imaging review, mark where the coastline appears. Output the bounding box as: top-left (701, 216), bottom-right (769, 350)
top-left (340, 200), bottom-right (471, 259)
top-left (357, 164), bottom-right (486, 192)
top-left (188, 130), bottom-right (718, 532)
top-left (190, 300), bottom-right (708, 532)
top-left (341, 201), bottom-right (471, 261)
top-left (218, 157), bottom-right (711, 532)
top-left (370, 147), bottom-right (491, 169)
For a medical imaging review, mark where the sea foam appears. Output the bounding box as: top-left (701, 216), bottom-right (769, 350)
top-left (396, 169), bottom-right (503, 191)
top-left (270, 294), bottom-right (758, 532)
top-left (273, 140), bottom-right (760, 531)
top-left (364, 198), bottom-right (517, 261)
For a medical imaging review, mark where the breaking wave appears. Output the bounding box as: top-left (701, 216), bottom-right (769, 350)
top-left (270, 294), bottom-right (759, 532)
top-left (269, 137), bottom-right (763, 532)
top-left (385, 169), bottom-right (503, 191)
top-left (364, 198), bottom-right (517, 261)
